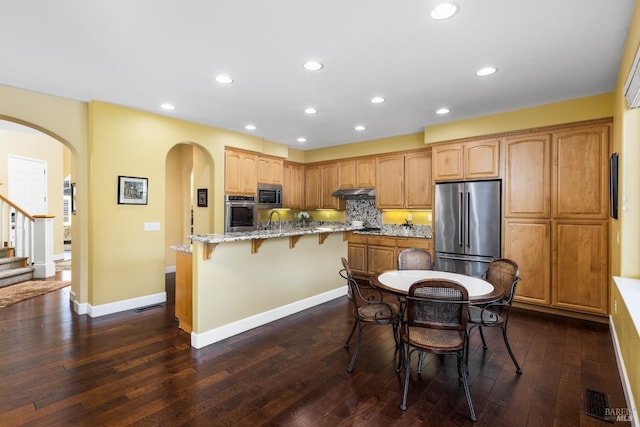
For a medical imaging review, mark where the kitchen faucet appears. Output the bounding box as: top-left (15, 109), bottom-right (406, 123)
top-left (266, 210), bottom-right (283, 233)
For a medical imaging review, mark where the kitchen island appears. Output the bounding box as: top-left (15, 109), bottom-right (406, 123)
top-left (172, 225), bottom-right (357, 349)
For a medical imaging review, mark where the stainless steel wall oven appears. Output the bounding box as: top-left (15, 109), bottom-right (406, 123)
top-left (224, 195), bottom-right (257, 233)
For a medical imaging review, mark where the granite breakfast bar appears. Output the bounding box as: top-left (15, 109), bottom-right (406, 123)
top-left (172, 226), bottom-right (356, 349)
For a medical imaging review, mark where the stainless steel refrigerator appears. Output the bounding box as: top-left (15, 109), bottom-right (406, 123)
top-left (434, 180), bottom-right (501, 277)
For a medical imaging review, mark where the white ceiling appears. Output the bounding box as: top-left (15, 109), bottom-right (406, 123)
top-left (0, 1), bottom-right (635, 149)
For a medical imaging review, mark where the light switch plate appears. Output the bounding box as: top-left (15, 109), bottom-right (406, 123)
top-left (144, 222), bottom-right (160, 231)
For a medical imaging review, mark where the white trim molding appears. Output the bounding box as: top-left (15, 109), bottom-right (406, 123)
top-left (191, 286), bottom-right (347, 349)
top-left (609, 315), bottom-right (639, 427)
top-left (86, 292), bottom-right (167, 318)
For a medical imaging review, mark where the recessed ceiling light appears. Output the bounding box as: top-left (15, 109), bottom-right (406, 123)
top-left (305, 107), bottom-right (318, 114)
top-left (476, 67), bottom-right (497, 76)
top-left (430, 3), bottom-right (458, 20)
top-left (303, 61), bottom-right (324, 71)
top-left (215, 74), bottom-right (233, 84)
top-left (436, 108), bottom-right (450, 115)
top-left (370, 96), bottom-right (386, 104)
top-left (297, 137), bottom-right (307, 143)
top-left (160, 103), bottom-right (175, 110)
top-left (355, 125), bottom-right (366, 131)
top-left (245, 124), bottom-right (256, 130)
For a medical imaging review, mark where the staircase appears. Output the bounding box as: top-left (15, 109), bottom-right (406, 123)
top-left (0, 247), bottom-right (34, 288)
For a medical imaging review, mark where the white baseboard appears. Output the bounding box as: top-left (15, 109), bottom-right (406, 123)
top-left (191, 286), bottom-right (347, 349)
top-left (69, 289), bottom-right (89, 315)
top-left (609, 315), bottom-right (639, 426)
top-left (86, 292), bottom-right (167, 318)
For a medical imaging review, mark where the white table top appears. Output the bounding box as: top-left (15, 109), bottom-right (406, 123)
top-left (374, 270), bottom-right (502, 302)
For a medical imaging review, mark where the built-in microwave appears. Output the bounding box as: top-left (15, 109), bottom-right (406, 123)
top-left (257, 184), bottom-right (282, 208)
top-left (224, 195), bottom-right (257, 233)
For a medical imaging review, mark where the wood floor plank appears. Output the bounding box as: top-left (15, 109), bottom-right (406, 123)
top-left (0, 273), bottom-right (628, 426)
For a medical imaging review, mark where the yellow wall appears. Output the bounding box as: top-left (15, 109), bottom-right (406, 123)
top-left (611, 2), bottom-right (640, 418)
top-left (87, 101), bottom-right (293, 305)
top-left (424, 93), bottom-right (614, 144)
top-left (304, 133), bottom-right (425, 163)
top-left (0, 84), bottom-right (89, 304)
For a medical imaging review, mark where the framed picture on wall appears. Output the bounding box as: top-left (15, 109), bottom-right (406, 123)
top-left (71, 182), bottom-right (77, 214)
top-left (197, 188), bottom-right (208, 207)
top-left (118, 176), bottom-right (148, 205)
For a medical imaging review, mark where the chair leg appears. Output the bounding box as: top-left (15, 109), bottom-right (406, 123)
top-left (458, 353), bottom-right (477, 422)
top-left (344, 319), bottom-right (357, 348)
top-left (347, 323), bottom-right (363, 373)
top-left (400, 346), bottom-right (412, 411)
top-left (417, 351), bottom-right (424, 374)
top-left (502, 326), bottom-right (522, 374)
top-left (478, 326), bottom-right (488, 349)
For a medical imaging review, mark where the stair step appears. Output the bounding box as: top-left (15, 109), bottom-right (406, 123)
top-left (0, 266), bottom-right (35, 288)
top-left (0, 257), bottom-right (28, 272)
top-left (0, 247), bottom-right (14, 258)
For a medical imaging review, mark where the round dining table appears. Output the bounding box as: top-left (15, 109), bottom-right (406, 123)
top-left (372, 269), bottom-right (504, 304)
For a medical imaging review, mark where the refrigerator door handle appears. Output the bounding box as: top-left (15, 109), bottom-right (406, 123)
top-left (458, 191), bottom-right (463, 247)
top-left (466, 191), bottom-right (471, 248)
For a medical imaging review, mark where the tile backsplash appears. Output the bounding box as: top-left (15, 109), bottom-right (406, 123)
top-left (345, 199), bottom-right (432, 238)
top-left (345, 199), bottom-right (381, 227)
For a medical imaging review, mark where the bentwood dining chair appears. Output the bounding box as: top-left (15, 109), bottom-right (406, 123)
top-left (397, 247), bottom-right (433, 373)
top-left (397, 248), bottom-right (433, 270)
top-left (398, 279), bottom-right (476, 421)
top-left (467, 258), bottom-right (522, 374)
top-left (340, 257), bottom-right (399, 373)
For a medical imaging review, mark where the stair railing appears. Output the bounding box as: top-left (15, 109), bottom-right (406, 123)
top-left (0, 194), bottom-right (35, 264)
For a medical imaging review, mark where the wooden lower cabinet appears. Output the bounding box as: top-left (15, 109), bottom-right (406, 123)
top-left (504, 219), bottom-right (551, 306)
top-left (347, 243), bottom-right (367, 274)
top-left (552, 220), bottom-right (608, 315)
top-left (175, 251), bottom-right (193, 333)
top-left (504, 218), bottom-right (608, 317)
top-left (347, 233), bottom-right (433, 276)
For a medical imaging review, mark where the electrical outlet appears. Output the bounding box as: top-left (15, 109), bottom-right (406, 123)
top-left (614, 300), bottom-right (617, 314)
top-left (407, 214), bottom-right (413, 221)
top-left (326, 213), bottom-right (330, 218)
top-left (428, 213), bottom-right (432, 221)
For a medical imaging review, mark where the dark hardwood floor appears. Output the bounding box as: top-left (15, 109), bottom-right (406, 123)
top-left (0, 273), bottom-right (629, 426)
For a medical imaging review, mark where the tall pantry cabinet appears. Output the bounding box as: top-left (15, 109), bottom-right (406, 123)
top-left (503, 121), bottom-right (610, 317)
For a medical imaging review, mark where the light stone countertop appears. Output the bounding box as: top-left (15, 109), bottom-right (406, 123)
top-left (170, 224), bottom-right (431, 254)
top-left (177, 225), bottom-right (357, 246)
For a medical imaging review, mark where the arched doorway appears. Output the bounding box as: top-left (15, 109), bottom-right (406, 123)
top-left (0, 119), bottom-right (74, 282)
top-left (164, 142), bottom-right (214, 270)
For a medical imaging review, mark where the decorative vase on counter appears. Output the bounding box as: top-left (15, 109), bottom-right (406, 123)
top-left (402, 227), bottom-right (411, 236)
top-left (298, 211), bottom-right (310, 228)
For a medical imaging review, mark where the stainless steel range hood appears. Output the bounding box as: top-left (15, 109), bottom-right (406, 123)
top-left (331, 187), bottom-right (376, 199)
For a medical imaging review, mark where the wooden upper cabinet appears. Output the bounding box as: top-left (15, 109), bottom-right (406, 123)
top-left (465, 139), bottom-right (500, 179)
top-left (337, 160), bottom-right (357, 189)
top-left (355, 158), bottom-right (376, 187)
top-left (404, 151), bottom-right (432, 209)
top-left (552, 125), bottom-right (609, 219)
top-left (257, 156), bottom-right (283, 185)
top-left (376, 154), bottom-right (405, 209)
top-left (304, 165), bottom-right (320, 209)
top-left (338, 158), bottom-right (376, 189)
top-left (432, 138), bottom-right (500, 182)
top-left (504, 133), bottom-right (552, 218)
top-left (224, 149), bottom-right (256, 195)
top-left (283, 162), bottom-right (305, 209)
top-left (320, 163), bottom-right (345, 210)
top-left (376, 151), bottom-right (432, 209)
top-left (432, 143), bottom-right (463, 181)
